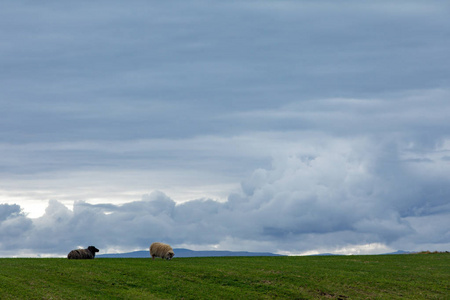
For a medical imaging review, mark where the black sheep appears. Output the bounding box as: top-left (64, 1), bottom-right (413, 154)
top-left (67, 246), bottom-right (99, 259)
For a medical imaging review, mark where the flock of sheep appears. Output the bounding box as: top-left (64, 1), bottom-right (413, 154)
top-left (67, 242), bottom-right (174, 260)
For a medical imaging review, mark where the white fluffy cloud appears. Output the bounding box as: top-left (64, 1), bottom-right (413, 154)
top-left (1, 134), bottom-right (449, 256)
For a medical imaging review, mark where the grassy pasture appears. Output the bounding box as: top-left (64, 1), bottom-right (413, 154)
top-left (0, 254), bottom-right (448, 299)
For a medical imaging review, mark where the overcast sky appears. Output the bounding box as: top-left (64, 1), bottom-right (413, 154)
top-left (1, 1), bottom-right (449, 257)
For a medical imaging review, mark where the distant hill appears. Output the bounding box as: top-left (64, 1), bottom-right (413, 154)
top-left (311, 250), bottom-right (416, 256)
top-left (98, 248), bottom-right (284, 258)
top-left (97, 249), bottom-right (416, 258)
top-left (311, 250), bottom-right (415, 256)
top-left (381, 250), bottom-right (416, 255)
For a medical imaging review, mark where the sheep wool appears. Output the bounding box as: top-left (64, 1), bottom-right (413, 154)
top-left (67, 246), bottom-right (99, 259)
top-left (150, 242), bottom-right (174, 260)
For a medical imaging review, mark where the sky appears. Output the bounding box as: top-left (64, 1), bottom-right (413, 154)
top-left (1, 0), bottom-right (449, 257)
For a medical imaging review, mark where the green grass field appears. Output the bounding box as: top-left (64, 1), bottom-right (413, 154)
top-left (0, 254), bottom-right (448, 299)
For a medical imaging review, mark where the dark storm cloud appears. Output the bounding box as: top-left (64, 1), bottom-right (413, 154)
top-left (1, 1), bottom-right (449, 143)
top-left (0, 204), bottom-right (33, 252)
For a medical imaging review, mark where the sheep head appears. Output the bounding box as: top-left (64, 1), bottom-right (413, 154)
top-left (165, 251), bottom-right (174, 260)
top-left (88, 246), bottom-right (99, 253)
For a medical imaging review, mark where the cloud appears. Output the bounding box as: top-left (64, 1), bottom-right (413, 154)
top-left (1, 134), bottom-right (449, 256)
top-left (2, 1), bottom-right (450, 143)
top-left (0, 204), bottom-right (33, 253)
top-left (1, 1), bottom-right (450, 256)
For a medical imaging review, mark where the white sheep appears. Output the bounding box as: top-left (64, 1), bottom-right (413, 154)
top-left (149, 242), bottom-right (174, 260)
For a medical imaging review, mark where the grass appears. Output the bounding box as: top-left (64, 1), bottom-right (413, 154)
top-left (0, 254), bottom-right (448, 299)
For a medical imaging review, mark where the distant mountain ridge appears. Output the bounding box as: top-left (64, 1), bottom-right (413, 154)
top-left (381, 250), bottom-right (416, 255)
top-left (311, 250), bottom-right (416, 256)
top-left (97, 249), bottom-right (416, 258)
top-left (98, 248), bottom-right (284, 258)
